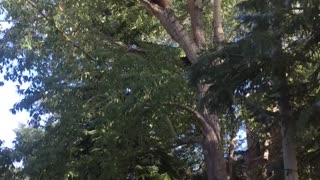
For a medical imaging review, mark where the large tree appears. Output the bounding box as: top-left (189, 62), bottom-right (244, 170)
top-left (0, 0), bottom-right (242, 179)
top-left (191, 0), bottom-right (320, 179)
top-left (138, 0), bottom-right (232, 179)
top-left (3, 0), bottom-right (319, 179)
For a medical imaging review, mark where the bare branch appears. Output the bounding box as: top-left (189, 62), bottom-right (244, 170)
top-left (188, 0), bottom-right (206, 48)
top-left (212, 0), bottom-right (225, 43)
top-left (139, 0), bottom-right (200, 63)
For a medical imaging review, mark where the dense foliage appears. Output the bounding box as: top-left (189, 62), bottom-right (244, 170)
top-left (0, 0), bottom-right (319, 179)
top-left (192, 0), bottom-right (320, 178)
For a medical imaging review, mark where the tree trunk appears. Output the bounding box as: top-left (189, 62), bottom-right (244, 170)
top-left (279, 83), bottom-right (299, 180)
top-left (268, 124), bottom-right (284, 179)
top-left (226, 135), bottom-right (236, 179)
top-left (279, 76), bottom-right (299, 180)
top-left (271, 36), bottom-right (299, 179)
top-left (212, 0), bottom-right (224, 43)
top-left (246, 128), bottom-right (268, 180)
top-left (280, 105), bottom-right (299, 180)
top-left (198, 84), bottom-right (228, 180)
top-left (203, 128), bottom-right (228, 180)
top-left (140, 1), bottom-right (229, 179)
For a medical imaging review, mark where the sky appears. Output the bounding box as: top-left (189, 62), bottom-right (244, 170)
top-left (0, 17), bottom-right (29, 148)
top-left (0, 80), bottom-right (29, 148)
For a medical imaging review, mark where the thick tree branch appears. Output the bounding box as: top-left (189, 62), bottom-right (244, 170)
top-left (212, 0), bottom-right (225, 43)
top-left (188, 0), bottom-right (206, 48)
top-left (139, 0), bottom-right (199, 63)
top-left (197, 83), bottom-right (222, 142)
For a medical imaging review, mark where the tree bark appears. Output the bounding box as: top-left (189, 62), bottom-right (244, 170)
top-left (202, 0), bottom-right (228, 179)
top-left (203, 128), bottom-right (228, 180)
top-left (188, 0), bottom-right (206, 48)
top-left (271, 35), bottom-right (299, 180)
top-left (140, 1), bottom-right (228, 179)
top-left (140, 0), bottom-right (199, 63)
top-left (212, 0), bottom-right (224, 43)
top-left (246, 128), bottom-right (267, 180)
top-left (266, 123), bottom-right (284, 179)
top-left (198, 84), bottom-right (228, 180)
top-left (278, 73), bottom-right (299, 180)
top-left (226, 135), bottom-right (236, 179)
